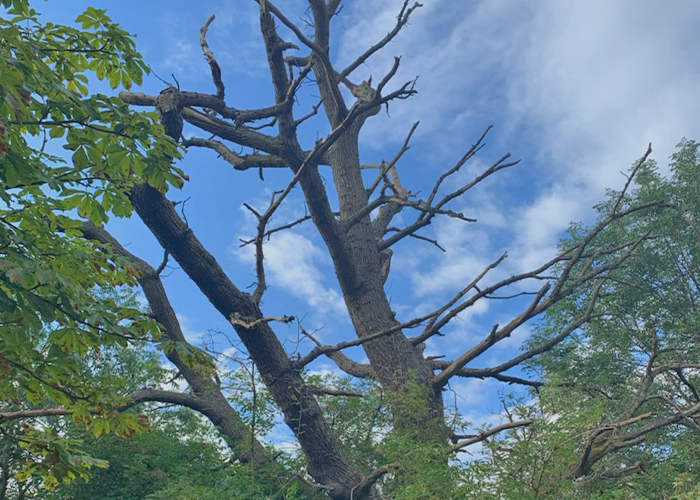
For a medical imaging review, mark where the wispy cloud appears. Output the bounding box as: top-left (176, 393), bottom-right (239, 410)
top-left (175, 312), bottom-right (206, 344)
top-left (153, 5), bottom-right (271, 85)
top-left (337, 0), bottom-right (700, 284)
top-left (233, 227), bottom-right (347, 319)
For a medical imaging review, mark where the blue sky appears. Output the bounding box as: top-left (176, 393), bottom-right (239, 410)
top-left (33, 0), bottom-right (700, 444)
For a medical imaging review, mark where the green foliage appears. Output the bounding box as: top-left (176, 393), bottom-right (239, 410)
top-left (0, 341), bottom-right (167, 498)
top-left (471, 140), bottom-right (700, 499)
top-left (0, 0), bottom-right (189, 486)
top-left (43, 409), bottom-right (228, 500)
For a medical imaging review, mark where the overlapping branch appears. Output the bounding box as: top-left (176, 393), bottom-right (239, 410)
top-left (78, 222), bottom-right (269, 463)
top-left (297, 324), bottom-right (376, 379)
top-left (337, 1), bottom-right (423, 83)
top-left (378, 127), bottom-right (519, 251)
top-left (182, 137), bottom-right (288, 170)
top-left (431, 223), bottom-right (653, 388)
top-left (0, 389), bottom-right (202, 425)
top-left (450, 419), bottom-right (533, 452)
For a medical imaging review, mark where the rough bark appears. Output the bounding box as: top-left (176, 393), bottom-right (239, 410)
top-left (108, 1), bottom-right (677, 495)
top-left (305, 72), bottom-right (444, 429)
top-left (80, 223), bottom-right (268, 465)
top-left (128, 184), bottom-right (366, 499)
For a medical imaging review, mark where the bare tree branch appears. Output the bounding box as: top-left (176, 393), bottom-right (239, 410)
top-left (255, 0), bottom-right (322, 54)
top-left (295, 312), bottom-right (436, 369)
top-left (309, 386), bottom-right (363, 397)
top-left (337, 1), bottom-right (422, 82)
top-left (379, 129), bottom-right (519, 251)
top-left (411, 252), bottom-right (508, 345)
top-left (450, 419), bottom-right (533, 452)
top-left (200, 14), bottom-right (225, 100)
top-left (229, 314), bottom-right (295, 329)
top-left (120, 90), bottom-right (293, 126)
top-left (182, 137), bottom-right (288, 170)
top-left (0, 389), bottom-right (202, 425)
top-left (298, 323), bottom-right (376, 379)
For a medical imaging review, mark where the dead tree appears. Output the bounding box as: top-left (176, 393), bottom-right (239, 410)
top-left (39, 1), bottom-right (694, 498)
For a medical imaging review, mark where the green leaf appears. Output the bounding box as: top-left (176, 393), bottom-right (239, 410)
top-left (49, 126), bottom-right (66, 138)
top-left (108, 71), bottom-right (120, 90)
top-left (72, 147), bottom-right (89, 169)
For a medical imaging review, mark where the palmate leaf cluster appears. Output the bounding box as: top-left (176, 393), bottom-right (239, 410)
top-left (0, 0), bottom-right (188, 488)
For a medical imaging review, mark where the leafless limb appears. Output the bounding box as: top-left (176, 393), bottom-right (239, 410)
top-left (365, 121), bottom-right (419, 196)
top-left (120, 90), bottom-right (293, 128)
top-left (385, 227), bottom-right (446, 252)
top-left (298, 323), bottom-right (376, 379)
top-left (379, 128), bottom-right (519, 251)
top-left (200, 14), bottom-right (225, 100)
top-left (229, 313), bottom-right (295, 330)
top-left (610, 143), bottom-right (652, 215)
top-left (249, 117), bottom-right (277, 130)
top-left (426, 125), bottom-right (492, 208)
top-left (337, 1), bottom-right (422, 82)
top-left (255, 0), bottom-right (322, 55)
top-left (295, 312), bottom-right (436, 369)
top-left (452, 311), bottom-right (606, 382)
top-left (154, 249), bottom-right (169, 275)
top-left (310, 386), bottom-right (363, 397)
top-left (450, 419), bottom-right (533, 452)
top-left (294, 98), bottom-right (323, 128)
top-left (239, 214), bottom-right (314, 247)
top-left (182, 137), bottom-right (289, 170)
top-left (411, 252), bottom-right (508, 345)
top-left (428, 362), bottom-right (554, 388)
top-left (345, 195), bottom-right (476, 230)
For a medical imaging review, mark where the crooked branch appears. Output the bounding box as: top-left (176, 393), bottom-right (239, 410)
top-left (450, 419), bottom-right (533, 452)
top-left (200, 14), bottom-right (225, 100)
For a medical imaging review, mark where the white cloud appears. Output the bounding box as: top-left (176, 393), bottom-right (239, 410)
top-left (506, 1), bottom-right (700, 269)
top-left (233, 230), bottom-right (347, 318)
top-left (449, 377), bottom-right (498, 408)
top-left (154, 5), bottom-right (271, 84)
top-left (175, 312), bottom-right (206, 343)
top-left (336, 0), bottom-right (700, 273)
